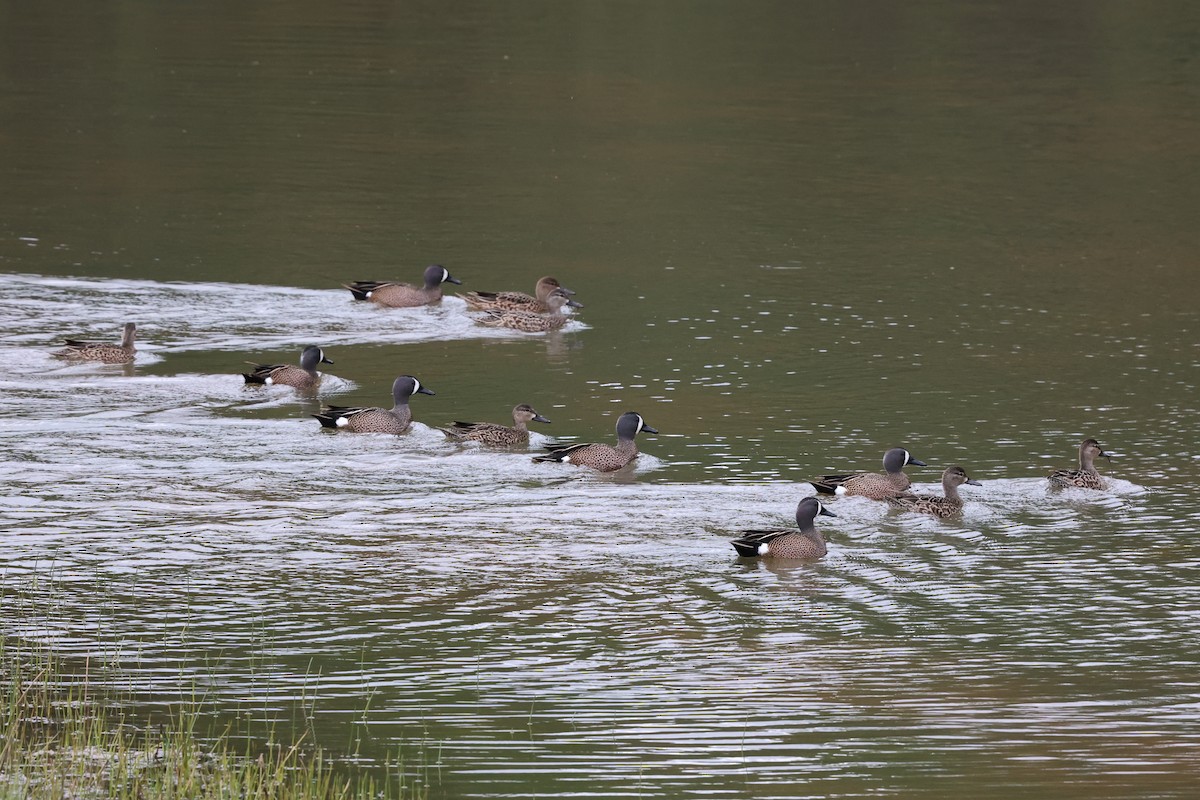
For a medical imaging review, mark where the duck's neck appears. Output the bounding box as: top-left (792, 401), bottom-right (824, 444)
top-left (1079, 450), bottom-right (1098, 474)
top-left (514, 418), bottom-right (529, 432)
top-left (121, 327), bottom-right (136, 349)
top-left (942, 480), bottom-right (962, 504)
top-left (615, 438), bottom-right (638, 457)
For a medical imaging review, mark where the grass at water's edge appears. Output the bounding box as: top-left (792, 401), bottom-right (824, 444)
top-left (0, 639), bottom-right (430, 800)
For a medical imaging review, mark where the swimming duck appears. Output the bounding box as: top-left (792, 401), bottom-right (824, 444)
top-left (533, 411), bottom-right (657, 472)
top-left (809, 448), bottom-right (928, 500)
top-left (439, 403), bottom-right (551, 446)
top-left (460, 276), bottom-right (576, 314)
top-left (477, 289), bottom-right (582, 332)
top-left (1048, 438), bottom-right (1111, 489)
top-left (889, 465), bottom-right (982, 517)
top-left (313, 376), bottom-right (434, 434)
top-left (242, 345), bottom-right (334, 390)
top-left (54, 322), bottom-right (137, 364)
top-left (730, 497), bottom-right (837, 560)
top-left (344, 265), bottom-right (462, 308)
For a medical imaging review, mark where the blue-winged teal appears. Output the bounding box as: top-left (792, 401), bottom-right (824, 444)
top-left (809, 448), bottom-right (928, 500)
top-left (730, 497), bottom-right (837, 560)
top-left (533, 411), bottom-right (658, 471)
top-left (54, 322), bottom-right (137, 364)
top-left (477, 289), bottom-right (582, 332)
top-left (1049, 438), bottom-right (1111, 489)
top-left (439, 403), bottom-right (551, 446)
top-left (460, 276), bottom-right (576, 314)
top-left (242, 346), bottom-right (333, 390)
top-left (344, 265), bottom-right (462, 308)
top-left (889, 465), bottom-right (981, 518)
top-left (313, 376), bottom-right (434, 434)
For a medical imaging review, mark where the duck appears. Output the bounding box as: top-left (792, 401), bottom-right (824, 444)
top-left (242, 345), bottom-right (334, 390)
top-left (343, 265), bottom-right (462, 308)
top-left (460, 276), bottom-right (576, 314)
top-left (888, 465), bottom-right (982, 517)
top-left (730, 497), bottom-right (837, 560)
top-left (439, 403), bottom-right (551, 446)
top-left (313, 376), bottom-right (434, 434)
top-left (1048, 438), bottom-right (1111, 489)
top-left (533, 411), bottom-right (657, 472)
top-left (809, 448), bottom-right (928, 500)
top-left (54, 322), bottom-right (137, 364)
top-left (476, 289), bottom-right (582, 332)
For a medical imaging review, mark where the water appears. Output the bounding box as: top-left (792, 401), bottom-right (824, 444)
top-left (3, 2), bottom-right (1200, 797)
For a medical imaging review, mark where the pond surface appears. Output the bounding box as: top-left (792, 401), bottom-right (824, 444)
top-left (3, 3), bottom-right (1200, 798)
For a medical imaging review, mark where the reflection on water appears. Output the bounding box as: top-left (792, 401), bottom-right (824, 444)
top-left (2, 272), bottom-right (1197, 798)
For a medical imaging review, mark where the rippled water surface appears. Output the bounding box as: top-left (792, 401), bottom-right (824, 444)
top-left (3, 3), bottom-right (1200, 798)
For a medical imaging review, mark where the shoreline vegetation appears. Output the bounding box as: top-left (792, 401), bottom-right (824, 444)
top-left (0, 637), bottom-right (431, 800)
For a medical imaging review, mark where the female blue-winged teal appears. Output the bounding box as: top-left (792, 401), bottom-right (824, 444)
top-left (730, 497), bottom-right (837, 560)
top-left (54, 322), bottom-right (137, 364)
top-left (313, 376), bottom-right (434, 434)
top-left (533, 411), bottom-right (658, 471)
top-left (343, 265), bottom-right (462, 308)
top-left (889, 465), bottom-right (982, 518)
top-left (477, 289), bottom-right (582, 332)
top-left (242, 345), bottom-right (334, 390)
top-left (439, 403), bottom-right (551, 446)
top-left (1049, 438), bottom-right (1111, 489)
top-left (460, 276), bottom-right (576, 313)
top-left (809, 448), bottom-right (928, 500)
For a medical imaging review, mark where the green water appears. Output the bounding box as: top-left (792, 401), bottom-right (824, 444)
top-left (2, 2), bottom-right (1199, 797)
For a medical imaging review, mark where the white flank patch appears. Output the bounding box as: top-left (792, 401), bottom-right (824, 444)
top-left (264, 377), bottom-right (275, 385)
top-left (758, 543), bottom-right (770, 555)
top-left (365, 291), bottom-right (373, 298)
top-left (336, 417), bottom-right (350, 427)
top-left (835, 485), bottom-right (847, 495)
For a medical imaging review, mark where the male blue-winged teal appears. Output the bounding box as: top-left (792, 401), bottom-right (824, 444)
top-left (439, 403), bottom-right (551, 446)
top-left (54, 322), bottom-right (137, 364)
top-left (313, 376), bottom-right (434, 434)
top-left (730, 497), bottom-right (837, 560)
top-left (343, 265), bottom-right (462, 308)
top-left (460, 276), bottom-right (576, 313)
top-left (533, 411), bottom-right (658, 471)
top-left (477, 289), bottom-right (582, 332)
top-left (809, 448), bottom-right (928, 500)
top-left (889, 465), bottom-right (982, 518)
top-left (1049, 438), bottom-right (1111, 489)
top-left (242, 345), bottom-right (334, 390)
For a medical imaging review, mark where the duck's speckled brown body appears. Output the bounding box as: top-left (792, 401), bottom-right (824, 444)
top-left (242, 345), bottom-right (333, 390)
top-left (314, 376), bottom-right (434, 434)
top-left (730, 498), bottom-right (837, 560)
top-left (889, 465), bottom-right (982, 518)
top-left (55, 323), bottom-right (137, 364)
top-left (344, 265), bottom-right (462, 308)
top-left (439, 404), bottom-right (550, 446)
top-left (809, 448), bottom-right (927, 500)
top-left (533, 411), bottom-right (657, 472)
